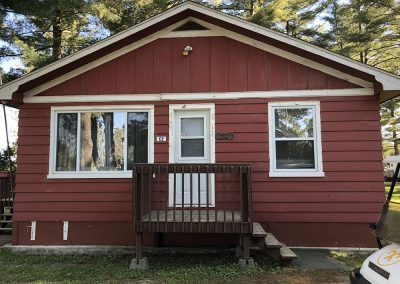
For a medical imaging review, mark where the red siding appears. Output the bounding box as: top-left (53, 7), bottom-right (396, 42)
top-left (15, 34), bottom-right (384, 247)
top-left (14, 93), bottom-right (384, 246)
top-left (38, 37), bottom-right (360, 97)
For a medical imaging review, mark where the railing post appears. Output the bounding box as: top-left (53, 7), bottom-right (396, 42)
top-left (133, 165), bottom-right (143, 232)
top-left (240, 166), bottom-right (249, 233)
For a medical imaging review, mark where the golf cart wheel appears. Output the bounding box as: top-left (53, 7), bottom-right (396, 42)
top-left (349, 267), bottom-right (371, 284)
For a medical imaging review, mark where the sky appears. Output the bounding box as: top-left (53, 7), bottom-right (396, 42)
top-left (0, 55), bottom-right (21, 150)
top-left (0, 105), bottom-right (19, 150)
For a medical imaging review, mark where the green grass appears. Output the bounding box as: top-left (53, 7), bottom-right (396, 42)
top-left (330, 251), bottom-right (370, 268)
top-left (385, 182), bottom-right (400, 202)
top-left (0, 250), bottom-right (287, 284)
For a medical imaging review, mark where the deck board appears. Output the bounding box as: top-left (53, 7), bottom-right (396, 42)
top-left (142, 210), bottom-right (242, 223)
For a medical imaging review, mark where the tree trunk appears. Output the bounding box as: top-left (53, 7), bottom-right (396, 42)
top-left (80, 113), bottom-right (93, 170)
top-left (52, 8), bottom-right (62, 61)
top-left (391, 107), bottom-right (399, 155)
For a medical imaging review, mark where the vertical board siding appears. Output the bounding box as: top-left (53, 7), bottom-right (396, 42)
top-left (135, 42), bottom-right (154, 93)
top-left (154, 39), bottom-right (173, 93)
top-left (38, 37), bottom-right (361, 97)
top-left (172, 37), bottom-right (191, 92)
top-left (14, 95), bottom-right (384, 226)
top-left (190, 37), bottom-right (211, 92)
top-left (116, 52), bottom-right (135, 93)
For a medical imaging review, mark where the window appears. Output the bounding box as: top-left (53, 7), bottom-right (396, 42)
top-left (268, 102), bottom-right (324, 177)
top-left (49, 106), bottom-right (154, 178)
top-left (180, 117), bottom-right (205, 158)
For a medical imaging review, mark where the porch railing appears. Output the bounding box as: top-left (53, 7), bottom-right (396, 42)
top-left (0, 172), bottom-right (14, 212)
top-left (132, 163), bottom-right (252, 234)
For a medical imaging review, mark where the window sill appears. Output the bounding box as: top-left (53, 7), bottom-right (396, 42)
top-left (47, 172), bottom-right (132, 179)
top-left (269, 171), bottom-right (325, 178)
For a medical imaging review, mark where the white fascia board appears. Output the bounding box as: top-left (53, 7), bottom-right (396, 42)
top-left (0, 3), bottom-right (190, 100)
top-left (0, 85), bottom-right (19, 101)
top-left (187, 3), bottom-right (400, 91)
top-left (2, 2), bottom-right (399, 101)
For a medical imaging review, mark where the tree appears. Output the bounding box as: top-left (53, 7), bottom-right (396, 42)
top-left (0, 145), bottom-right (16, 173)
top-left (93, 0), bottom-right (193, 34)
top-left (322, 0), bottom-right (400, 70)
top-left (381, 97), bottom-right (400, 157)
top-left (0, 0), bottom-right (103, 71)
top-left (250, 0), bottom-right (328, 41)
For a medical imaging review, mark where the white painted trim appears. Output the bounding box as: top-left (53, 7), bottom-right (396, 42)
top-left (160, 30), bottom-right (223, 38)
top-left (24, 19), bottom-right (188, 97)
top-left (169, 103), bottom-right (216, 164)
top-left (30, 221), bottom-right (36, 241)
top-left (24, 88), bottom-right (374, 104)
top-left (63, 221), bottom-right (68, 241)
top-left (185, 4), bottom-right (400, 91)
top-left (1, 2), bottom-right (400, 101)
top-left (0, 4), bottom-right (197, 100)
top-left (48, 105), bottom-right (154, 179)
top-left (23, 18), bottom-right (373, 98)
top-left (168, 104), bottom-right (216, 207)
top-left (268, 101), bottom-right (324, 178)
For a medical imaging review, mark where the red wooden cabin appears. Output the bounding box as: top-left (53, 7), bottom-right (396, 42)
top-left (1, 2), bottom-right (399, 267)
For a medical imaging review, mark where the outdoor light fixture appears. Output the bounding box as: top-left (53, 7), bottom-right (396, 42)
top-left (182, 45), bottom-right (193, 56)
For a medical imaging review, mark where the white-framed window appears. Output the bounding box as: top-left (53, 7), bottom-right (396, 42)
top-left (268, 101), bottom-right (324, 177)
top-left (48, 105), bottom-right (154, 179)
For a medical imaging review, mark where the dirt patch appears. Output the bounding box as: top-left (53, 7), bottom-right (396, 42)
top-left (0, 234), bottom-right (11, 246)
top-left (252, 270), bottom-right (348, 284)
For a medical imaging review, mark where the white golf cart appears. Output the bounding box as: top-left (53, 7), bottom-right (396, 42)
top-left (350, 156), bottom-right (400, 284)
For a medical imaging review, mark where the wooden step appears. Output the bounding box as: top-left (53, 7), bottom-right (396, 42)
top-left (0, 220), bottom-right (12, 224)
top-left (0, 227), bottom-right (12, 232)
top-left (279, 243), bottom-right (297, 260)
top-left (252, 222), bottom-right (267, 237)
top-left (264, 233), bottom-right (282, 248)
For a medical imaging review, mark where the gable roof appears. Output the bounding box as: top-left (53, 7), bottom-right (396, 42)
top-left (1, 1), bottom-right (399, 105)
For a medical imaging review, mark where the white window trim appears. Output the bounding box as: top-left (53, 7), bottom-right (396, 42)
top-left (268, 101), bottom-right (324, 177)
top-left (169, 104), bottom-right (216, 164)
top-left (48, 105), bottom-right (154, 179)
top-left (168, 104), bottom-right (216, 207)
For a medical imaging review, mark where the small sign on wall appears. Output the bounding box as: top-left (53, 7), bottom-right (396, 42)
top-left (156, 135), bottom-right (167, 142)
top-left (216, 132), bottom-right (234, 140)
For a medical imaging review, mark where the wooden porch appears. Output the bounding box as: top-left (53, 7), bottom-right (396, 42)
top-left (131, 163), bottom-right (254, 268)
top-left (0, 172), bottom-right (14, 233)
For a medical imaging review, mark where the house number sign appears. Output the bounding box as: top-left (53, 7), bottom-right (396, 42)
top-left (156, 135), bottom-right (167, 142)
top-left (216, 132), bottom-right (234, 140)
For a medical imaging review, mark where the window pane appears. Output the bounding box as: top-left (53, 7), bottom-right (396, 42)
top-left (181, 139), bottom-right (204, 157)
top-left (56, 113), bottom-right (77, 171)
top-left (127, 112), bottom-right (148, 170)
top-left (276, 140), bottom-right (315, 169)
top-left (275, 108), bottom-right (314, 138)
top-left (181, 117), bottom-right (204, 137)
top-left (80, 112), bottom-right (125, 171)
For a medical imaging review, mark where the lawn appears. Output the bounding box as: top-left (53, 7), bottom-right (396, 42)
top-left (385, 182), bottom-right (400, 202)
top-left (0, 247), bottom-right (365, 284)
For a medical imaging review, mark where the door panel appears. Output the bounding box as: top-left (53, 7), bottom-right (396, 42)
top-left (169, 109), bottom-right (214, 207)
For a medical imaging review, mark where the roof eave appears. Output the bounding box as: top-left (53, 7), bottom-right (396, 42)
top-left (0, 1), bottom-right (399, 105)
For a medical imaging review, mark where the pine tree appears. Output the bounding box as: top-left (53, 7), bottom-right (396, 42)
top-left (0, 0), bottom-right (102, 70)
top-left (323, 0), bottom-right (400, 71)
top-left (381, 98), bottom-right (400, 156)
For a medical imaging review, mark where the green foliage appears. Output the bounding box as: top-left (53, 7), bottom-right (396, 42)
top-left (381, 97), bottom-right (400, 156)
top-left (0, 145), bottom-right (16, 172)
top-left (0, 67), bottom-right (25, 84)
top-left (0, 0), bottom-right (103, 71)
